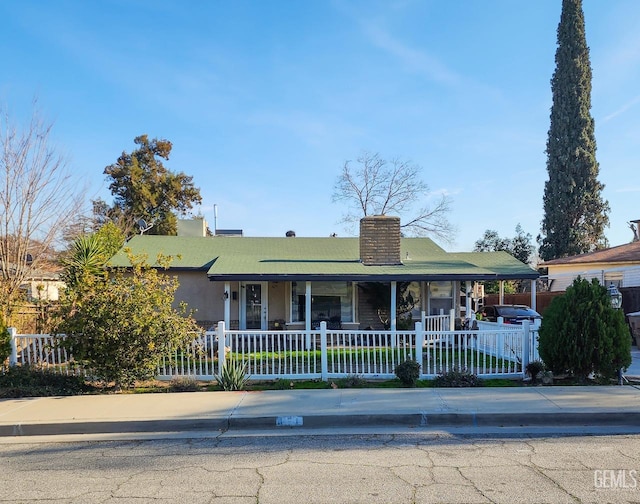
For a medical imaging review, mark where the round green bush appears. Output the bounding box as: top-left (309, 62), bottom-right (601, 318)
top-left (395, 359), bottom-right (421, 387)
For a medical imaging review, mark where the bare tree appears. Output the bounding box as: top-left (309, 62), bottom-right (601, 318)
top-left (0, 104), bottom-right (83, 324)
top-left (332, 152), bottom-right (454, 241)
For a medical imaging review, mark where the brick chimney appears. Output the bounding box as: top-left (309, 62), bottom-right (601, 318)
top-left (359, 216), bottom-right (402, 265)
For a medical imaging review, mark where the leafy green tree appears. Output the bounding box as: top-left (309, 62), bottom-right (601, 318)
top-left (55, 252), bottom-right (200, 389)
top-left (473, 230), bottom-right (511, 255)
top-left (94, 222), bottom-right (126, 259)
top-left (539, 0), bottom-right (609, 261)
top-left (538, 277), bottom-right (631, 381)
top-left (103, 135), bottom-right (202, 236)
top-left (474, 225), bottom-right (534, 264)
top-left (473, 225), bottom-right (535, 293)
top-left (510, 225), bottom-right (535, 265)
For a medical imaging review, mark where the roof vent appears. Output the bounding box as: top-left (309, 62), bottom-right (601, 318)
top-left (286, 230), bottom-right (296, 237)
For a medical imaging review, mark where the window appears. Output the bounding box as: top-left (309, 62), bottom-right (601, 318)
top-left (290, 282), bottom-right (353, 323)
top-left (604, 272), bottom-right (623, 289)
top-left (429, 281), bottom-right (453, 315)
top-left (406, 282), bottom-right (422, 320)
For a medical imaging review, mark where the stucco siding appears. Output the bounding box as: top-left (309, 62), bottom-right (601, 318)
top-left (169, 271), bottom-right (227, 325)
top-left (268, 281), bottom-right (286, 322)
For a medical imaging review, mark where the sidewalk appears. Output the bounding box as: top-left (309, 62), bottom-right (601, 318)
top-left (1, 385), bottom-right (640, 437)
top-left (1, 347), bottom-right (638, 438)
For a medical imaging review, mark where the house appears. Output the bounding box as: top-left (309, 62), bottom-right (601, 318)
top-left (0, 261), bottom-right (64, 302)
top-left (109, 216), bottom-right (539, 331)
top-left (543, 241), bottom-right (640, 292)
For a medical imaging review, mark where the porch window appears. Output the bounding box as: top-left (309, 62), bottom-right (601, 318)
top-left (290, 281), bottom-right (353, 324)
top-left (428, 281), bottom-right (453, 315)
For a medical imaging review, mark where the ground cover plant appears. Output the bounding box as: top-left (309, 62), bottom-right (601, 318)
top-left (0, 365), bottom-right (95, 398)
top-left (433, 368), bottom-right (482, 388)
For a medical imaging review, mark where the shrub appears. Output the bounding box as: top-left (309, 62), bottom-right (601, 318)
top-left (336, 374), bottom-right (367, 388)
top-left (525, 360), bottom-right (545, 384)
top-left (55, 251), bottom-right (200, 390)
top-left (538, 278), bottom-right (632, 381)
top-left (0, 320), bottom-right (11, 368)
top-left (168, 376), bottom-right (200, 392)
top-left (395, 359), bottom-right (421, 387)
top-left (215, 360), bottom-right (249, 391)
top-left (0, 365), bottom-right (93, 398)
top-left (434, 368), bottom-right (481, 388)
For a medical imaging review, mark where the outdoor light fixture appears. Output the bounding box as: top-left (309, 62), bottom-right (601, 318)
top-left (223, 291), bottom-right (229, 300)
top-left (608, 283), bottom-right (625, 386)
top-left (608, 284), bottom-right (622, 310)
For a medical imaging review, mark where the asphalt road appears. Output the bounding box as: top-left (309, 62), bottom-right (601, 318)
top-left (1, 431), bottom-right (640, 503)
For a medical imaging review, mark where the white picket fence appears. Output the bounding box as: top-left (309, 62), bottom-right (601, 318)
top-left (7, 318), bottom-right (537, 381)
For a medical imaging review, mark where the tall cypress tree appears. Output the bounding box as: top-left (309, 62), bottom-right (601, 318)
top-left (539, 0), bottom-right (609, 261)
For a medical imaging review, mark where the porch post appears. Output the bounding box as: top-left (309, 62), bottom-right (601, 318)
top-left (465, 281), bottom-right (472, 320)
top-left (9, 327), bottom-right (17, 367)
top-left (522, 320), bottom-right (531, 376)
top-left (305, 281), bottom-right (312, 349)
top-left (530, 279), bottom-right (537, 311)
top-left (320, 321), bottom-right (328, 381)
top-left (390, 281), bottom-right (397, 332)
top-left (414, 321), bottom-right (424, 364)
top-left (216, 321), bottom-right (227, 373)
top-left (499, 280), bottom-right (505, 304)
top-left (224, 281), bottom-right (230, 327)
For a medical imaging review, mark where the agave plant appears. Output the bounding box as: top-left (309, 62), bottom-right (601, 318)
top-left (215, 360), bottom-right (249, 391)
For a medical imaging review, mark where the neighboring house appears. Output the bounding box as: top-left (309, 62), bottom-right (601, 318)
top-left (0, 262), bottom-right (64, 302)
top-left (22, 273), bottom-right (65, 302)
top-left (543, 241), bottom-right (640, 292)
top-left (110, 216), bottom-right (539, 331)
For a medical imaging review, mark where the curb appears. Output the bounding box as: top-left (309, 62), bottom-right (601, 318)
top-left (2, 412), bottom-right (640, 437)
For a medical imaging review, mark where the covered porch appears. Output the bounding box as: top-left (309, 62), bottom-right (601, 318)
top-left (214, 278), bottom-right (539, 333)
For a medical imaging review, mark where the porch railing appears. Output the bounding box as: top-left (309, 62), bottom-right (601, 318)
top-left (8, 315), bottom-right (536, 381)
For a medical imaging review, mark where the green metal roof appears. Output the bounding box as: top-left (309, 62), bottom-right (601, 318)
top-left (109, 235), bottom-right (538, 281)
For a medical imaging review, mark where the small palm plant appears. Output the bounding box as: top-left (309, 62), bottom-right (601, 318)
top-left (215, 360), bottom-right (249, 391)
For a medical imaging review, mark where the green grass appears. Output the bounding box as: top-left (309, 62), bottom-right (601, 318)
top-left (165, 347), bottom-right (517, 376)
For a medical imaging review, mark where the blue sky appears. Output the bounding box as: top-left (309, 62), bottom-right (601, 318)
top-left (2, 0), bottom-right (639, 253)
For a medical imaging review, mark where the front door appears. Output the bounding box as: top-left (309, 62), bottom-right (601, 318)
top-left (241, 282), bottom-right (268, 330)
